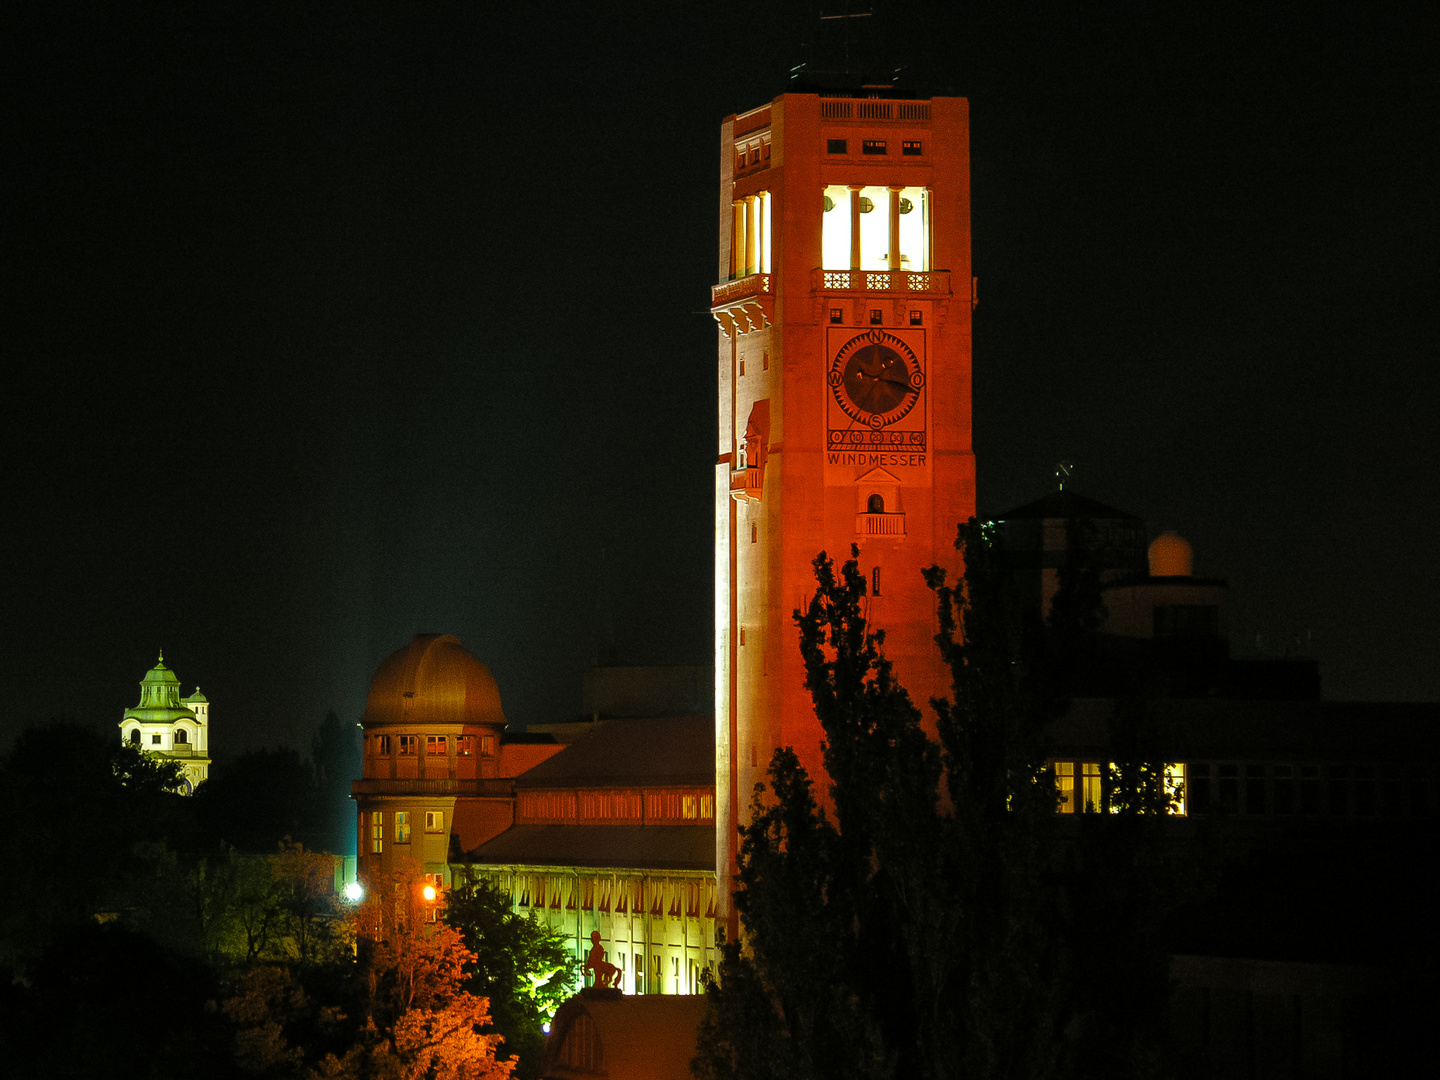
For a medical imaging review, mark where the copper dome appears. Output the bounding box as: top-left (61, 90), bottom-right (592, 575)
top-left (360, 634), bottom-right (506, 729)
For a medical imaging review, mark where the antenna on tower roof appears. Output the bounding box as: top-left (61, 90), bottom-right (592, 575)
top-left (820, 6), bottom-right (873, 74)
top-left (1055, 460), bottom-right (1076, 491)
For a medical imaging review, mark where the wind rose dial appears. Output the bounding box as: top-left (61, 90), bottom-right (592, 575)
top-left (828, 330), bottom-right (925, 430)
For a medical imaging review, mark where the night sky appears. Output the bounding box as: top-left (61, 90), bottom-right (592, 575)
top-left (4, 1), bottom-right (1435, 755)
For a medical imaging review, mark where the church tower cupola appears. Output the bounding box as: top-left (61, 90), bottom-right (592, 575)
top-left (119, 652), bottom-right (212, 793)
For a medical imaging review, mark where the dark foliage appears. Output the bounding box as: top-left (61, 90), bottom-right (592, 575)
top-left (0, 921), bottom-right (236, 1080)
top-left (697, 523), bottom-right (1178, 1080)
top-left (0, 721), bottom-right (193, 965)
top-left (194, 746), bottom-right (318, 852)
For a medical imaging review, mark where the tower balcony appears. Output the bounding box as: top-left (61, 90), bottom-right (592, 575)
top-left (856, 512), bottom-right (906, 537)
top-left (730, 467), bottom-right (763, 502)
top-left (711, 273), bottom-right (773, 337)
top-left (813, 268), bottom-right (951, 296)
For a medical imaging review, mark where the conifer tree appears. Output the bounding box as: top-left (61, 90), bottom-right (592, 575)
top-left (696, 521), bottom-right (1175, 1080)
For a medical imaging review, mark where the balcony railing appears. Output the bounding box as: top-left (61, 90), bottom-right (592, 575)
top-left (856, 512), bottom-right (906, 537)
top-left (814, 268), bottom-right (951, 295)
top-left (730, 468), bottom-right (763, 502)
top-left (711, 273), bottom-right (772, 307)
top-left (351, 778), bottom-right (516, 797)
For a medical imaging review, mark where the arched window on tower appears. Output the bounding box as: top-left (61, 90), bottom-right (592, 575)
top-left (867, 493), bottom-right (885, 514)
top-left (175, 729), bottom-right (188, 744)
top-left (128, 729), bottom-right (140, 746)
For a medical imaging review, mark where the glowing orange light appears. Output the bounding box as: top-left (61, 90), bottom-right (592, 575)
top-left (422, 884), bottom-right (437, 902)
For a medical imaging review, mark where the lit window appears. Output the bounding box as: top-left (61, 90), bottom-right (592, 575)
top-left (871, 566), bottom-right (881, 595)
top-left (700, 795), bottom-right (714, 818)
top-left (399, 735), bottom-right (417, 756)
top-left (480, 735), bottom-right (496, 756)
top-left (902, 140), bottom-right (922, 156)
top-left (862, 139), bottom-right (887, 155)
top-left (426, 735), bottom-right (446, 756)
top-left (895, 187), bottom-right (929, 270)
top-left (909, 309), bottom-right (922, 325)
top-left (426, 810), bottom-right (444, 832)
top-left (1164, 763), bottom-right (1186, 815)
top-left (457, 735), bottom-right (474, 756)
top-left (682, 796), bottom-right (698, 819)
top-left (829, 308), bottom-right (843, 324)
top-left (822, 185), bottom-right (852, 269)
top-left (1055, 762), bottom-right (1076, 813)
top-left (395, 811), bottom-right (411, 843)
top-left (870, 308), bottom-right (882, 325)
top-left (826, 138), bottom-right (847, 154)
top-left (1081, 763), bottom-right (1102, 813)
top-left (857, 187), bottom-right (887, 270)
top-left (821, 184), bottom-right (930, 271)
top-left (376, 734), bottom-right (391, 755)
top-left (371, 812), bottom-right (384, 853)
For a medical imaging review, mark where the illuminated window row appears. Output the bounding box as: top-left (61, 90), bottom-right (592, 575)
top-left (509, 874), bottom-right (712, 921)
top-left (369, 734), bottom-right (495, 757)
top-left (826, 138), bottom-right (924, 156)
top-left (367, 809), bottom-right (446, 852)
top-left (729, 191), bottom-right (772, 279)
top-left (456, 866), bottom-right (716, 996)
top-left (821, 185), bottom-right (930, 272)
top-left (1052, 761), bottom-right (1187, 815)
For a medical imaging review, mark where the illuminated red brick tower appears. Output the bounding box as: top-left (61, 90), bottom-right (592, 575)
top-left (713, 89), bottom-right (975, 934)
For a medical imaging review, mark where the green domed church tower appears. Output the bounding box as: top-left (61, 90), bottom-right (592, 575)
top-left (119, 652), bottom-right (211, 793)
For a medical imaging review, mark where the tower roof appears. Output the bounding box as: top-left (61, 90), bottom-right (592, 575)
top-left (122, 653), bottom-right (198, 726)
top-left (360, 634), bottom-right (506, 729)
top-left (993, 490), bottom-right (1141, 522)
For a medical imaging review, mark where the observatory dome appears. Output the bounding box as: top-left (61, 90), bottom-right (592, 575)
top-left (360, 634), bottom-right (506, 730)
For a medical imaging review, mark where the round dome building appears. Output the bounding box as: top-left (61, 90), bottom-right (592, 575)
top-left (354, 635), bottom-right (550, 884)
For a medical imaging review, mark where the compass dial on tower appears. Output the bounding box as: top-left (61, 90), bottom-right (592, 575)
top-left (828, 330), bottom-right (925, 429)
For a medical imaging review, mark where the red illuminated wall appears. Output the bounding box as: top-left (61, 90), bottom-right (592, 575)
top-left (713, 93), bottom-right (975, 937)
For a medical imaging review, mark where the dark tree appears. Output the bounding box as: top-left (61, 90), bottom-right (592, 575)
top-left (0, 721), bottom-right (192, 965)
top-left (0, 921), bottom-right (234, 1080)
top-left (194, 746), bottom-right (317, 852)
top-left (697, 523), bottom-right (1176, 1080)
